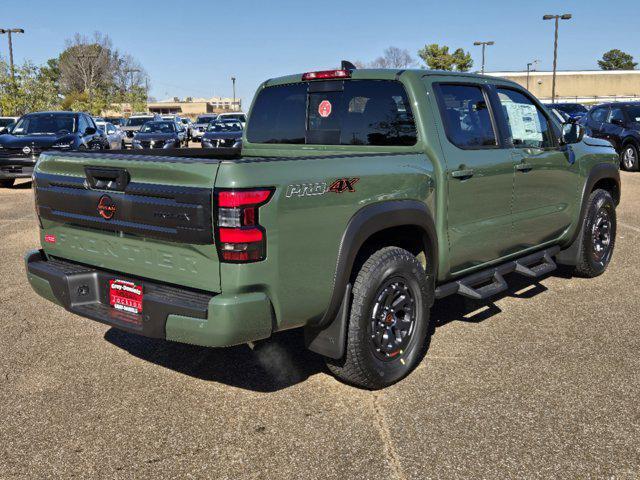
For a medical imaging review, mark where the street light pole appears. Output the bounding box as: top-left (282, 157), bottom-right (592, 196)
top-left (526, 59), bottom-right (539, 90)
top-left (0, 28), bottom-right (25, 84)
top-left (473, 41), bottom-right (494, 74)
top-left (231, 77), bottom-right (236, 111)
top-left (543, 14), bottom-right (572, 103)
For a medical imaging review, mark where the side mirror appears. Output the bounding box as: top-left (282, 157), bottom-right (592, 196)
top-left (85, 127), bottom-right (97, 135)
top-left (562, 122), bottom-right (584, 144)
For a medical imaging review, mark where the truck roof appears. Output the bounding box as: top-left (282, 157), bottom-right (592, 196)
top-left (263, 68), bottom-right (522, 89)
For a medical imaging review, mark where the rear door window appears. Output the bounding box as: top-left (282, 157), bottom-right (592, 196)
top-left (434, 84), bottom-right (498, 149)
top-left (247, 80), bottom-right (416, 146)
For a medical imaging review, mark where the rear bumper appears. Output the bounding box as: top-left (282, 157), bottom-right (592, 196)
top-left (25, 250), bottom-right (273, 347)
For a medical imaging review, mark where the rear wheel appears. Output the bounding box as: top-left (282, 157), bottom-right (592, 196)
top-left (326, 247), bottom-right (434, 389)
top-left (574, 189), bottom-right (616, 277)
top-left (0, 179), bottom-right (15, 188)
top-left (620, 144), bottom-right (639, 171)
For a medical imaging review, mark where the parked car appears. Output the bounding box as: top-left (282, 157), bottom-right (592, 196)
top-left (580, 102), bottom-right (640, 171)
top-left (201, 120), bottom-right (243, 148)
top-left (191, 114), bottom-right (218, 141)
top-left (0, 111), bottom-right (106, 187)
top-left (25, 68), bottom-right (619, 389)
top-left (162, 115), bottom-right (188, 145)
top-left (121, 114), bottom-right (162, 146)
top-left (551, 103), bottom-right (588, 121)
top-left (0, 116), bottom-right (19, 134)
top-left (105, 117), bottom-right (126, 127)
top-left (131, 120), bottom-right (182, 149)
top-left (96, 121), bottom-right (125, 149)
top-left (216, 112), bottom-right (247, 128)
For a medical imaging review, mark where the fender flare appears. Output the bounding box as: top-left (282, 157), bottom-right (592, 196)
top-left (305, 200), bottom-right (437, 359)
top-left (556, 162), bottom-right (620, 266)
top-left (621, 136), bottom-right (640, 150)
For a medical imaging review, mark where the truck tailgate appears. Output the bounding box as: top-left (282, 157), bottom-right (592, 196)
top-left (33, 151), bottom-right (221, 292)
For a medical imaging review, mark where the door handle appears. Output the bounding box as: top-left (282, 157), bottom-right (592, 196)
top-left (516, 162), bottom-right (533, 173)
top-left (451, 169), bottom-right (475, 180)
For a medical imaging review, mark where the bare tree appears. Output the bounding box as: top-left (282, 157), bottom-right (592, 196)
top-left (112, 52), bottom-right (148, 93)
top-left (369, 47), bottom-right (415, 69)
top-left (59, 32), bottom-right (112, 96)
top-left (56, 32), bottom-right (149, 114)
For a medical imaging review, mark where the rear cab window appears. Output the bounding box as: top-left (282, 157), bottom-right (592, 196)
top-left (247, 80), bottom-right (417, 146)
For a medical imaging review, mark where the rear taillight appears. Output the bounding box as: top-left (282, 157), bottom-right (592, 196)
top-left (215, 188), bottom-right (273, 262)
top-left (302, 69), bottom-right (351, 81)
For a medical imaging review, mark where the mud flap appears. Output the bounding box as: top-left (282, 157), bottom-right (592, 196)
top-left (304, 284), bottom-right (351, 360)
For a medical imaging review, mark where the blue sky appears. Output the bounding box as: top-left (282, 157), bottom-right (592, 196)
top-left (2, 0), bottom-right (639, 107)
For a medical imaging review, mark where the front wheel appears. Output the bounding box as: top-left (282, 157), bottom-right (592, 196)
top-left (326, 247), bottom-right (434, 389)
top-left (574, 189), bottom-right (616, 277)
top-left (620, 144), bottom-right (639, 171)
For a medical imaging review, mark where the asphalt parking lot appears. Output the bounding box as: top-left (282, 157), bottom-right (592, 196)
top-left (1, 173), bottom-right (639, 479)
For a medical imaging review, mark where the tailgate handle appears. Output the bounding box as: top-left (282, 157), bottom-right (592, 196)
top-left (85, 167), bottom-right (130, 191)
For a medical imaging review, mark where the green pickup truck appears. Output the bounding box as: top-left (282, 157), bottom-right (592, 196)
top-left (25, 67), bottom-right (620, 389)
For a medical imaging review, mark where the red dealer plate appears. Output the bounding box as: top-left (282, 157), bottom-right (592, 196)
top-left (109, 279), bottom-right (143, 314)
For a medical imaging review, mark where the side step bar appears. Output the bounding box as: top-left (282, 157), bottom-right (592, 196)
top-left (435, 246), bottom-right (560, 301)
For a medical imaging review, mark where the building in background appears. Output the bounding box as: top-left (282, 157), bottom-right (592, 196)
top-left (148, 96), bottom-right (242, 117)
top-left (486, 70), bottom-right (640, 104)
top-left (102, 96), bottom-right (242, 118)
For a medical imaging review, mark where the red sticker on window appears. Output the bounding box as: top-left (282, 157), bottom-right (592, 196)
top-left (44, 234), bottom-right (56, 244)
top-left (318, 100), bottom-right (332, 118)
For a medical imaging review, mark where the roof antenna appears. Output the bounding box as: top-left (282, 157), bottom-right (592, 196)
top-left (341, 60), bottom-right (357, 70)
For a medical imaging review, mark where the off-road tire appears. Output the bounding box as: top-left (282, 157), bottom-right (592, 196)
top-left (327, 247), bottom-right (434, 389)
top-left (620, 143), bottom-right (639, 172)
top-left (574, 189), bottom-right (616, 277)
top-left (0, 179), bottom-right (15, 188)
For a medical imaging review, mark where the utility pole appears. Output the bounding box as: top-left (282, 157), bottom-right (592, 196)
top-left (0, 28), bottom-right (25, 84)
top-left (231, 77), bottom-right (236, 111)
top-left (473, 41), bottom-right (494, 74)
top-left (543, 13), bottom-right (572, 103)
top-left (526, 59), bottom-right (539, 90)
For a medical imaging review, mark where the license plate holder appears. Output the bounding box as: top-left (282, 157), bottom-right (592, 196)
top-left (109, 279), bottom-right (143, 314)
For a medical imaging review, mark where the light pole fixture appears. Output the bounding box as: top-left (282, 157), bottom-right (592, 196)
top-left (526, 59), bottom-right (539, 90)
top-left (543, 13), bottom-right (572, 103)
top-left (231, 77), bottom-right (236, 111)
top-left (473, 41), bottom-right (494, 74)
top-left (0, 28), bottom-right (25, 83)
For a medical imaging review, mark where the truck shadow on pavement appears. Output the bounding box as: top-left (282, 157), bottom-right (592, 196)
top-left (104, 268), bottom-right (569, 392)
top-left (104, 327), bottom-right (326, 392)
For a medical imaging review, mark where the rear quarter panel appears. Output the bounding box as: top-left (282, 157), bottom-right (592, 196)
top-left (215, 152), bottom-right (436, 331)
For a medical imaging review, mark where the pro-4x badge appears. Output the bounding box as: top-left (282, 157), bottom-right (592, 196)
top-left (328, 177), bottom-right (359, 193)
